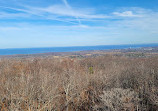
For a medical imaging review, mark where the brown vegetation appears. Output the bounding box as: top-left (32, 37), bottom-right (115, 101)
top-left (0, 54), bottom-right (158, 111)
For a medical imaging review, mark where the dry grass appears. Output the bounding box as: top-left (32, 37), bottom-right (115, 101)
top-left (0, 55), bottom-right (158, 111)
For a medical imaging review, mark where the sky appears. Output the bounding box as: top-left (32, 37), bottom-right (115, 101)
top-left (0, 0), bottom-right (158, 48)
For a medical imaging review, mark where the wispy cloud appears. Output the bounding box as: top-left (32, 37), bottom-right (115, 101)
top-left (0, 3), bottom-right (108, 25)
top-left (1, 1), bottom-right (158, 34)
top-left (62, 0), bottom-right (81, 24)
top-left (30, 5), bottom-right (108, 19)
top-left (110, 8), bottom-right (158, 34)
top-left (113, 11), bottom-right (141, 17)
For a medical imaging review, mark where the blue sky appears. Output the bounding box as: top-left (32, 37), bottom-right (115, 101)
top-left (0, 0), bottom-right (158, 48)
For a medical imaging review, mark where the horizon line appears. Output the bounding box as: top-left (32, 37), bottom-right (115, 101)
top-left (1, 43), bottom-right (158, 50)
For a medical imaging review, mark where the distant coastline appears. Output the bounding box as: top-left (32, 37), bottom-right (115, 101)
top-left (0, 43), bottom-right (158, 56)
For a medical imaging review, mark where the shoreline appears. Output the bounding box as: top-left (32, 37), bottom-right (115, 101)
top-left (0, 46), bottom-right (158, 58)
top-left (0, 43), bottom-right (158, 56)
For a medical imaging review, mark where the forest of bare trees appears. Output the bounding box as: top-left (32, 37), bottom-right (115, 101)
top-left (0, 54), bottom-right (158, 111)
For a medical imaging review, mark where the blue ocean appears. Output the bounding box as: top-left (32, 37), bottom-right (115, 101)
top-left (0, 44), bottom-right (158, 55)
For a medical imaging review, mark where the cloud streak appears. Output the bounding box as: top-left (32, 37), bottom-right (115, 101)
top-left (113, 11), bottom-right (141, 17)
top-left (62, 0), bottom-right (81, 24)
top-left (0, 2), bottom-right (158, 33)
top-left (0, 3), bottom-right (108, 25)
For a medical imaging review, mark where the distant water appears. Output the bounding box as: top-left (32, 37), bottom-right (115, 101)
top-left (0, 44), bottom-right (158, 55)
